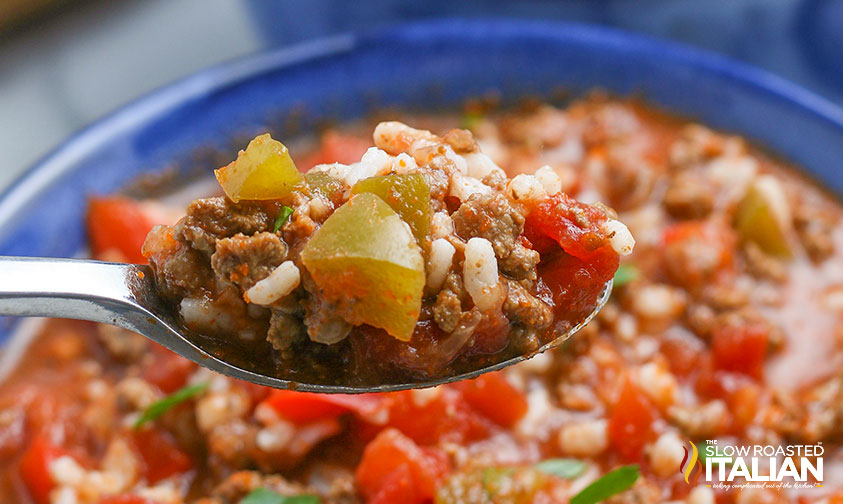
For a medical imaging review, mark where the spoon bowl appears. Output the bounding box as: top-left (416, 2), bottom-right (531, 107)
top-left (0, 256), bottom-right (611, 393)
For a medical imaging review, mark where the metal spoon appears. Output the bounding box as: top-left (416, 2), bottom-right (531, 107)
top-left (0, 256), bottom-right (611, 393)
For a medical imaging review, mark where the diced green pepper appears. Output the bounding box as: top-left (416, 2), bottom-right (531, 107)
top-left (351, 173), bottom-right (431, 244)
top-left (436, 466), bottom-right (549, 504)
top-left (734, 176), bottom-right (792, 257)
top-left (215, 134), bottom-right (305, 203)
top-left (305, 170), bottom-right (346, 203)
top-left (300, 193), bottom-right (425, 341)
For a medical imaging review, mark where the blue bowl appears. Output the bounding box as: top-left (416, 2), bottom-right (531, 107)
top-left (2, 19), bottom-right (843, 344)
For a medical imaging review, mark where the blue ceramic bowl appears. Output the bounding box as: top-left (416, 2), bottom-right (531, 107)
top-left (2, 19), bottom-right (843, 345)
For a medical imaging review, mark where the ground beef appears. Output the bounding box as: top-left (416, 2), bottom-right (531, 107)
top-left (95, 324), bottom-right (148, 361)
top-left (197, 471), bottom-right (311, 504)
top-left (742, 242), bottom-right (787, 282)
top-left (211, 232), bottom-right (288, 291)
top-left (498, 242), bottom-right (540, 281)
top-left (668, 124), bottom-right (731, 168)
top-left (442, 128), bottom-right (479, 153)
top-left (266, 310), bottom-right (307, 359)
top-left (502, 279), bottom-right (553, 328)
top-left (499, 105), bottom-right (568, 149)
top-left (148, 237), bottom-right (215, 298)
top-left (433, 272), bottom-right (469, 333)
top-left (206, 420), bottom-right (258, 471)
top-left (794, 203), bottom-right (836, 262)
top-left (175, 197), bottom-right (274, 256)
top-left (452, 192), bottom-right (538, 281)
top-left (600, 149), bottom-right (657, 211)
top-left (662, 171), bottom-right (714, 219)
top-left (481, 169), bottom-right (507, 191)
top-left (301, 282), bottom-right (353, 345)
top-left (663, 228), bottom-right (727, 289)
top-left (416, 164), bottom-right (451, 209)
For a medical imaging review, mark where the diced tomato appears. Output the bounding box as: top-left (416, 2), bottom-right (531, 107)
top-left (376, 389), bottom-right (492, 446)
top-left (234, 380), bottom-right (272, 406)
top-left (18, 436), bottom-right (73, 504)
top-left (141, 343), bottom-right (196, 394)
top-left (827, 494), bottom-right (843, 504)
top-left (523, 192), bottom-right (612, 259)
top-left (538, 250), bottom-right (618, 318)
top-left (131, 428), bottom-right (193, 484)
top-left (712, 322), bottom-right (768, 380)
top-left (693, 355), bottom-right (738, 401)
top-left (367, 464), bottom-right (418, 504)
top-left (350, 321), bottom-right (451, 379)
top-left (663, 220), bottom-right (735, 287)
top-left (455, 372), bottom-right (527, 427)
top-left (660, 332), bottom-right (705, 377)
top-left (729, 382), bottom-right (760, 431)
top-left (608, 379), bottom-right (659, 462)
top-left (98, 496), bottom-right (162, 504)
top-left (0, 405), bottom-right (25, 459)
top-left (298, 130), bottom-right (371, 169)
top-left (465, 311), bottom-right (512, 356)
top-left (260, 390), bottom-right (387, 425)
top-left (87, 196), bottom-right (168, 263)
top-left (525, 193), bottom-right (618, 318)
top-left (356, 428), bottom-right (450, 503)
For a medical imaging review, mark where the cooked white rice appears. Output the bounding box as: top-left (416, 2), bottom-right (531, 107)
top-left (507, 174), bottom-right (547, 207)
top-left (245, 260), bottom-right (301, 306)
top-left (604, 219), bottom-right (635, 256)
top-left (463, 237), bottom-right (502, 311)
top-left (427, 238), bottom-right (455, 290)
top-left (450, 173), bottom-right (492, 201)
top-left (534, 165), bottom-right (563, 195)
top-left (430, 211), bottom-right (454, 239)
top-left (464, 152), bottom-right (503, 180)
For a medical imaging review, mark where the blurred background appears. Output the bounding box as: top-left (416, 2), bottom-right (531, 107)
top-left (1, 0), bottom-right (842, 191)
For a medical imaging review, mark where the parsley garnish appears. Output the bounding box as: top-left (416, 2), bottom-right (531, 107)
top-left (612, 263), bottom-right (640, 287)
top-left (534, 458), bottom-right (587, 479)
top-left (240, 488), bottom-right (320, 504)
top-left (133, 382), bottom-right (208, 429)
top-left (273, 206), bottom-right (294, 233)
top-left (571, 465), bottom-right (639, 504)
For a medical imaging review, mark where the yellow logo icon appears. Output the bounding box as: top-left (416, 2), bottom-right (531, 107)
top-left (680, 441), bottom-right (702, 485)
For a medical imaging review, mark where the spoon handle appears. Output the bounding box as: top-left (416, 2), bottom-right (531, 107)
top-left (0, 256), bottom-right (149, 323)
top-left (0, 255), bottom-right (219, 370)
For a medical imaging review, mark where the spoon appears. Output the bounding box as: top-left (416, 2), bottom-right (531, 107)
top-left (0, 256), bottom-right (611, 393)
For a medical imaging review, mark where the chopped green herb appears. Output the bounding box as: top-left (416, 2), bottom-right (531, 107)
top-left (133, 382), bottom-right (208, 429)
top-left (534, 458), bottom-right (587, 479)
top-left (570, 465), bottom-right (639, 504)
top-left (273, 206), bottom-right (294, 233)
top-left (240, 488), bottom-right (320, 504)
top-left (612, 263), bottom-right (640, 287)
top-left (460, 111), bottom-right (484, 130)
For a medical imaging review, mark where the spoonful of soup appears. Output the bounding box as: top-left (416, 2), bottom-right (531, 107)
top-left (0, 123), bottom-right (633, 392)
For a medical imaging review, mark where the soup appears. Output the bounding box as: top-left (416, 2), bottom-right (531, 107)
top-left (1, 95), bottom-right (841, 503)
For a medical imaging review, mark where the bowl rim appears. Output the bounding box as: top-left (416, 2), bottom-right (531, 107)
top-left (2, 18), bottom-right (843, 228)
